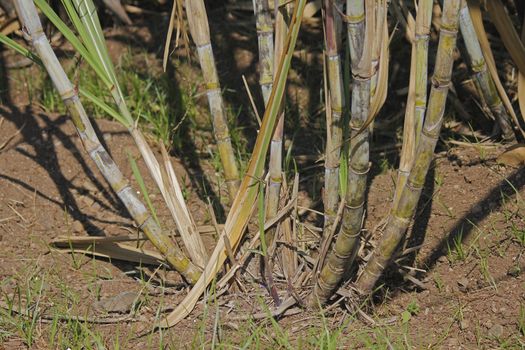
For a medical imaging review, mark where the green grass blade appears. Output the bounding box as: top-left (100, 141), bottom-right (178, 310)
top-left (71, 0), bottom-right (132, 126)
top-left (37, 0), bottom-right (132, 127)
top-left (59, 0), bottom-right (97, 55)
top-left (79, 88), bottom-right (129, 125)
top-left (0, 34), bottom-right (42, 65)
top-left (70, 0), bottom-right (127, 109)
top-left (71, 0), bottom-right (117, 82)
top-left (0, 32), bottom-right (129, 128)
top-left (34, 0), bottom-right (111, 87)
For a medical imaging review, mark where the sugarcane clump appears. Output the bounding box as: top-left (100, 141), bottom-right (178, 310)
top-left (2, 0), bottom-right (522, 331)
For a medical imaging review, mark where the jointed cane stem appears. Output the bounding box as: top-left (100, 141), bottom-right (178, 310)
top-left (185, 0), bottom-right (240, 201)
top-left (356, 0), bottom-right (462, 294)
top-left (312, 0), bottom-right (372, 304)
top-left (255, 0), bottom-right (274, 106)
top-left (309, 0), bottom-right (345, 296)
top-left (396, 0), bottom-right (433, 205)
top-left (458, 0), bottom-right (516, 143)
top-left (264, 2), bottom-right (289, 251)
top-left (35, 0), bottom-right (209, 267)
top-left (322, 0), bottom-right (344, 240)
top-left (13, 0), bottom-right (202, 283)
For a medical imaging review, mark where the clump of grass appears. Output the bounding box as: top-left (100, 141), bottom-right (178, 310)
top-left (447, 229), bottom-right (466, 262)
top-left (34, 46), bottom-right (199, 150)
top-left (510, 222), bottom-right (525, 246)
top-left (0, 275), bottom-right (44, 347)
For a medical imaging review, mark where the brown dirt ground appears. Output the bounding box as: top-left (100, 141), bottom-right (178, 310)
top-left (0, 5), bottom-right (525, 350)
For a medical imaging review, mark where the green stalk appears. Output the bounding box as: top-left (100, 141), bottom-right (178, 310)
top-left (12, 0), bottom-right (201, 283)
top-left (254, 0), bottom-right (274, 105)
top-left (309, 0), bottom-right (345, 305)
top-left (356, 0), bottom-right (462, 294)
top-left (313, 0), bottom-right (371, 304)
top-left (185, 0), bottom-right (241, 201)
top-left (264, 2), bottom-right (289, 251)
top-left (396, 0), bottom-right (433, 205)
top-left (322, 0), bottom-right (344, 237)
top-left (458, 0), bottom-right (516, 143)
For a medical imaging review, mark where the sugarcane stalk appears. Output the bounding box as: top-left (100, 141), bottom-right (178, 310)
top-left (369, 0), bottom-right (386, 121)
top-left (185, 0), bottom-right (240, 201)
top-left (322, 0), bottom-right (344, 237)
top-left (264, 1), bottom-right (288, 251)
top-left (458, 0), bottom-right (516, 143)
top-left (157, 0), bottom-right (308, 327)
top-left (36, 0), bottom-right (208, 267)
top-left (396, 0), bottom-right (433, 205)
top-left (61, 0), bottom-right (209, 268)
top-left (312, 0), bottom-right (372, 304)
top-left (254, 0), bottom-right (274, 105)
top-left (311, 0), bottom-right (345, 283)
top-left (356, 0), bottom-right (462, 294)
top-left (13, 0), bottom-right (202, 283)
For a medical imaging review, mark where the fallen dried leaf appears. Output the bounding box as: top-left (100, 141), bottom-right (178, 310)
top-left (496, 144), bottom-right (525, 167)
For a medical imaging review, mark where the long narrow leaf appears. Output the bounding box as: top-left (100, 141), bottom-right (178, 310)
top-left (79, 88), bottom-right (129, 125)
top-left (156, 0), bottom-right (308, 328)
top-left (0, 34), bottom-right (42, 65)
top-left (70, 0), bottom-right (132, 126)
top-left (34, 0), bottom-right (112, 88)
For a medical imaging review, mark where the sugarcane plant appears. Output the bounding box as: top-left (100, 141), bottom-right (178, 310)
top-left (184, 0), bottom-right (241, 202)
top-left (9, 0), bottom-right (204, 283)
top-left (396, 0), bottom-right (432, 208)
top-left (356, 0), bottom-right (462, 293)
top-left (2, 0), bottom-right (524, 331)
top-left (459, 0), bottom-right (516, 143)
top-left (313, 0), bottom-right (374, 304)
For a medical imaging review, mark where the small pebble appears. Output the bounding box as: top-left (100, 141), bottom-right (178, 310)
top-left (460, 319), bottom-right (469, 330)
top-left (457, 277), bottom-right (469, 293)
top-left (94, 291), bottom-right (138, 314)
top-left (507, 265), bottom-right (521, 277)
top-left (72, 220), bottom-right (83, 233)
top-left (488, 324), bottom-right (504, 338)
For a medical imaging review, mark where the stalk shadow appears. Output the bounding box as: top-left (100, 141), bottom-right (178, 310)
top-left (0, 104), bottom-right (129, 234)
top-left (403, 162), bottom-right (436, 266)
top-left (165, 62), bottom-right (226, 221)
top-left (419, 167), bottom-right (525, 273)
top-left (0, 47), bottom-right (7, 104)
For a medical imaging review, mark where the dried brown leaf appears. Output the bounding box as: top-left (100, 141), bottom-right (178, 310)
top-left (496, 144), bottom-right (525, 167)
